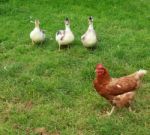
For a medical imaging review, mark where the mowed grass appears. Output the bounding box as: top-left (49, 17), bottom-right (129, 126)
top-left (0, 0), bottom-right (150, 134)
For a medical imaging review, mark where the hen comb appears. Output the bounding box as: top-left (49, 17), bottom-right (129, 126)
top-left (96, 64), bottom-right (104, 69)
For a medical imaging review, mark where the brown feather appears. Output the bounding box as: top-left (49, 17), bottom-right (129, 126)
top-left (93, 64), bottom-right (146, 108)
top-left (112, 92), bottom-right (135, 108)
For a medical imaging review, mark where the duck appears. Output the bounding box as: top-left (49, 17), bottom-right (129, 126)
top-left (81, 16), bottom-right (97, 48)
top-left (30, 20), bottom-right (45, 44)
top-left (56, 18), bottom-right (74, 51)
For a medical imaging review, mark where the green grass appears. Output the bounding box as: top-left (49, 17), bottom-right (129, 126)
top-left (0, 0), bottom-right (150, 134)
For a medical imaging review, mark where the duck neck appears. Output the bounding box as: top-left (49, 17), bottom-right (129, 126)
top-left (35, 24), bottom-right (40, 29)
top-left (88, 23), bottom-right (94, 30)
top-left (65, 25), bottom-right (71, 31)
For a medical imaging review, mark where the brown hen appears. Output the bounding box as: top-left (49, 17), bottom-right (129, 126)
top-left (93, 64), bottom-right (147, 115)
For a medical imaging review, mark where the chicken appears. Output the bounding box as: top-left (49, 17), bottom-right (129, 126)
top-left (93, 64), bottom-right (147, 116)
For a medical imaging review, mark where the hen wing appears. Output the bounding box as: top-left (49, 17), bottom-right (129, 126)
top-left (112, 92), bottom-right (135, 108)
top-left (106, 76), bottom-right (138, 96)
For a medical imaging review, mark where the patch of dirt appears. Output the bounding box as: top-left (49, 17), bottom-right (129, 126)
top-left (24, 100), bottom-right (33, 110)
top-left (34, 128), bottom-right (60, 135)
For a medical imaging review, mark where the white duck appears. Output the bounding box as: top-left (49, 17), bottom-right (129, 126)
top-left (81, 16), bottom-right (97, 48)
top-left (30, 20), bottom-right (45, 44)
top-left (56, 18), bottom-right (74, 51)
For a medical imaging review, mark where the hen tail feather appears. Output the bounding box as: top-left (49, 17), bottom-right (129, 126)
top-left (136, 69), bottom-right (147, 79)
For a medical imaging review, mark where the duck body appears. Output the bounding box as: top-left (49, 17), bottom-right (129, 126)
top-left (56, 18), bottom-right (74, 50)
top-left (56, 29), bottom-right (74, 45)
top-left (81, 16), bottom-right (97, 48)
top-left (30, 28), bottom-right (45, 43)
top-left (30, 20), bottom-right (45, 44)
top-left (81, 29), bottom-right (97, 47)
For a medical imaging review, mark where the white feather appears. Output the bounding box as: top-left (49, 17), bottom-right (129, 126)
top-left (56, 31), bottom-right (74, 45)
top-left (56, 20), bottom-right (74, 46)
top-left (81, 18), bottom-right (97, 48)
top-left (30, 28), bottom-right (45, 43)
top-left (138, 69), bottom-right (147, 75)
top-left (135, 69), bottom-right (147, 79)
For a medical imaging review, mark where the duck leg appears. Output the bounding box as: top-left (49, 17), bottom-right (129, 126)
top-left (32, 40), bottom-right (35, 45)
top-left (107, 106), bottom-right (115, 116)
top-left (68, 44), bottom-right (70, 50)
top-left (58, 43), bottom-right (61, 51)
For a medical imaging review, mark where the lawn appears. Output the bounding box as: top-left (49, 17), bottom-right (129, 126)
top-left (0, 0), bottom-right (150, 134)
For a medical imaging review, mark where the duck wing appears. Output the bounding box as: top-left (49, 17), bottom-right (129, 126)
top-left (56, 30), bottom-right (65, 40)
top-left (40, 29), bottom-right (46, 34)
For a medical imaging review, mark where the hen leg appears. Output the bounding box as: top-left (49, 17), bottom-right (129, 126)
top-left (128, 106), bottom-right (132, 112)
top-left (128, 106), bottom-right (136, 113)
top-left (107, 106), bottom-right (115, 116)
